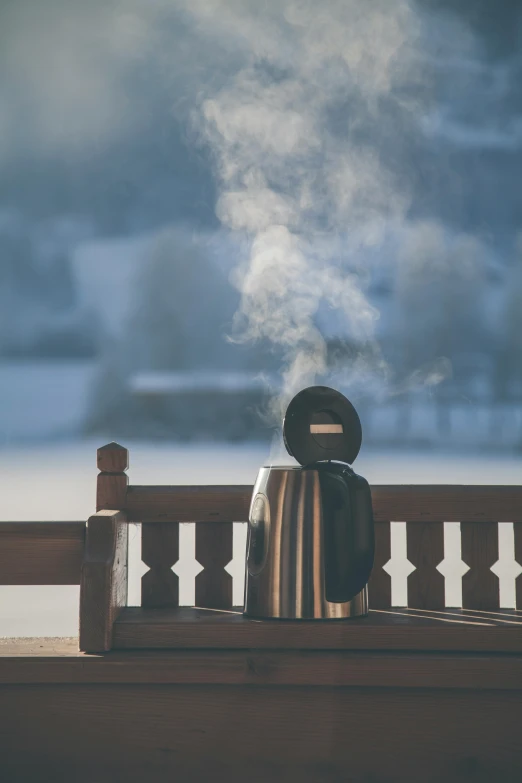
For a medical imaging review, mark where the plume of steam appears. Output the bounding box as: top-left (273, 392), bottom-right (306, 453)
top-left (190, 0), bottom-right (423, 420)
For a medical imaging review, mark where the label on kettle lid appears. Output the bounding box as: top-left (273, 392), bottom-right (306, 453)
top-left (283, 386), bottom-right (362, 466)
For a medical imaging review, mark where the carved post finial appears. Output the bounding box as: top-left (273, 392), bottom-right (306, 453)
top-left (97, 443), bottom-right (129, 512)
top-left (97, 442), bottom-right (129, 474)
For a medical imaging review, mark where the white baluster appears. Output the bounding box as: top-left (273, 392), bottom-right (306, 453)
top-left (436, 522), bottom-right (469, 607)
top-left (226, 522), bottom-right (248, 608)
top-left (173, 523), bottom-right (203, 606)
top-left (491, 523), bottom-right (522, 609)
top-left (383, 522), bottom-right (415, 606)
top-left (128, 523), bottom-right (147, 606)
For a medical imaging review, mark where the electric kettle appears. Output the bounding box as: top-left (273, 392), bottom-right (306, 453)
top-left (244, 386), bottom-right (374, 619)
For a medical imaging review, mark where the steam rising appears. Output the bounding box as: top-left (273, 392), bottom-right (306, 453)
top-left (2, 0), bottom-right (515, 438)
top-left (191, 0), bottom-right (423, 419)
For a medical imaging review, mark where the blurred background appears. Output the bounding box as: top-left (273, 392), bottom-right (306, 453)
top-left (1, 0), bottom-right (522, 635)
top-left (1, 0), bottom-right (522, 454)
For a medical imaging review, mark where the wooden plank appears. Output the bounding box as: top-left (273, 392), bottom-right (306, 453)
top-left (400, 607), bottom-right (522, 625)
top-left (407, 522), bottom-right (445, 609)
top-left (124, 485), bottom-right (522, 524)
top-left (372, 486), bottom-right (522, 522)
top-left (368, 521), bottom-right (391, 608)
top-left (461, 521), bottom-right (499, 610)
top-left (141, 522), bottom-right (179, 608)
top-left (2, 641), bottom-right (522, 689)
top-left (112, 606), bottom-right (522, 652)
top-left (0, 638), bottom-right (81, 657)
top-left (515, 522), bottom-right (522, 610)
top-left (195, 521), bottom-right (233, 609)
top-left (79, 511), bottom-right (128, 653)
top-left (126, 485), bottom-right (251, 522)
top-left (0, 522), bottom-right (85, 585)
top-left (1, 686), bottom-right (521, 783)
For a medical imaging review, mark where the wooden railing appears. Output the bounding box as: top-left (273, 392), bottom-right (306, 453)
top-left (2, 441), bottom-right (522, 783)
top-left (0, 521), bottom-right (85, 585)
top-left (1, 442), bottom-right (522, 652)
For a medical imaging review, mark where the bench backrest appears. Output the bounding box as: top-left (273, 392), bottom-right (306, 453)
top-left (1, 441), bottom-right (521, 648)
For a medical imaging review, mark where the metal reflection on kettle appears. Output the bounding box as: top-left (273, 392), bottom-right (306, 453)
top-left (244, 386), bottom-right (375, 620)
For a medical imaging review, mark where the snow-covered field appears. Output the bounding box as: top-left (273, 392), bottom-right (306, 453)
top-left (1, 439), bottom-right (521, 637)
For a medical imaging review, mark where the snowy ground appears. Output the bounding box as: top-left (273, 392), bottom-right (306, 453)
top-left (1, 439), bottom-right (521, 637)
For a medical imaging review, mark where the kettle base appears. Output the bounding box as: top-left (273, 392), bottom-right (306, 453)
top-left (243, 585), bottom-right (368, 620)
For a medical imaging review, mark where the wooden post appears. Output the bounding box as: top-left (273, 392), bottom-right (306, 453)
top-left (407, 522), bottom-right (445, 609)
top-left (195, 522), bottom-right (233, 609)
top-left (79, 443), bottom-right (130, 652)
top-left (79, 510), bottom-right (128, 652)
top-left (96, 442), bottom-right (129, 512)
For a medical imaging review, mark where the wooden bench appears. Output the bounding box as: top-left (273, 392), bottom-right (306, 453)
top-left (1, 441), bottom-right (522, 782)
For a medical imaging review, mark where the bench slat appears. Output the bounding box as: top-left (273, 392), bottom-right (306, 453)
top-left (1, 639), bottom-right (522, 689)
top-left (123, 485), bottom-right (522, 523)
top-left (112, 606), bottom-right (522, 652)
top-left (0, 522), bottom-right (85, 585)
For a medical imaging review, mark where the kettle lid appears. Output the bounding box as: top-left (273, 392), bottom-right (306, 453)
top-left (283, 385), bottom-right (362, 466)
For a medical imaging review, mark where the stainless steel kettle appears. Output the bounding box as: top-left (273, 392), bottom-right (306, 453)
top-left (244, 386), bottom-right (374, 620)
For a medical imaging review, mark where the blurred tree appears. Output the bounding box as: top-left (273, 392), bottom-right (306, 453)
top-left (391, 221), bottom-right (490, 401)
top-left (85, 226), bottom-right (280, 438)
top-left (0, 213), bottom-right (96, 357)
top-left (494, 235), bottom-right (522, 400)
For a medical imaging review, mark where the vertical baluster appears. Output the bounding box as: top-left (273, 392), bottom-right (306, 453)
top-left (368, 521), bottom-right (392, 609)
top-left (407, 522), bottom-right (445, 609)
top-left (141, 523), bottom-right (180, 608)
top-left (514, 522), bottom-right (522, 610)
top-left (195, 522), bottom-right (233, 609)
top-left (461, 521), bottom-right (499, 610)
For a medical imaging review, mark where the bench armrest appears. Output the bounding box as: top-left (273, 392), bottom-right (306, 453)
top-left (79, 510), bottom-right (128, 652)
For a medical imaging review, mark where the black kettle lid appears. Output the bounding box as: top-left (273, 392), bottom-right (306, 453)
top-left (283, 386), bottom-right (362, 466)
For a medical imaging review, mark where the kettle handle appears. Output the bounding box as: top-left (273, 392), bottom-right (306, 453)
top-left (317, 466), bottom-right (375, 604)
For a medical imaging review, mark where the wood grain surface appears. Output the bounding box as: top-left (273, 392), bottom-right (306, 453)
top-left (407, 522), bottom-right (445, 609)
top-left (141, 522), bottom-right (180, 608)
top-left (461, 521), bottom-right (500, 610)
top-left (79, 511), bottom-right (128, 652)
top-left (0, 522), bottom-right (85, 585)
top-left (111, 606), bottom-right (522, 652)
top-left (126, 485), bottom-right (251, 522)
top-left (97, 442), bottom-right (129, 473)
top-left (371, 485), bottom-right (522, 522)
top-left (96, 473), bottom-right (128, 512)
top-left (1, 686), bottom-right (521, 783)
top-left (368, 520), bottom-right (392, 608)
top-left (123, 484), bottom-right (522, 523)
top-left (2, 639), bottom-right (522, 689)
top-left (96, 443), bottom-right (129, 512)
top-left (195, 521), bottom-right (233, 609)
